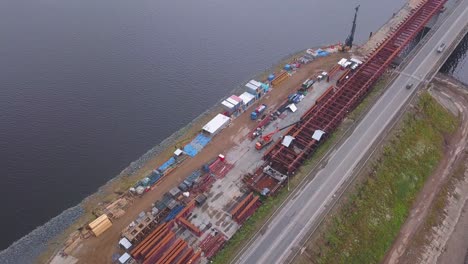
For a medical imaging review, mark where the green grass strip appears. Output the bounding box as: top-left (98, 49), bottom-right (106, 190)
top-left (312, 92), bottom-right (458, 264)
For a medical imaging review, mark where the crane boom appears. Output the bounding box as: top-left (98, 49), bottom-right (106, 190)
top-left (255, 120), bottom-right (303, 150)
top-left (345, 5), bottom-right (360, 48)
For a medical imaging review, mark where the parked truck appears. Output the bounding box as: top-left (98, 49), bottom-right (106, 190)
top-left (251, 104), bottom-right (267, 120)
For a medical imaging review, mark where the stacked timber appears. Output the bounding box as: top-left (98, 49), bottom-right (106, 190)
top-left (88, 214), bottom-right (112, 237)
top-left (271, 71), bottom-right (289, 86)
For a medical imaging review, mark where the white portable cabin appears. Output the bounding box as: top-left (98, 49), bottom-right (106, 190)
top-left (221, 100), bottom-right (236, 113)
top-left (119, 237), bottom-right (132, 250)
top-left (249, 80), bottom-right (263, 87)
top-left (245, 82), bottom-right (260, 95)
top-left (239, 92), bottom-right (255, 107)
top-left (202, 114), bottom-right (231, 135)
top-left (226, 97), bottom-right (240, 108)
top-left (118, 253), bottom-right (132, 264)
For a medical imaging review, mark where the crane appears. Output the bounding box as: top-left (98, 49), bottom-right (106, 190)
top-left (344, 5), bottom-right (360, 50)
top-left (255, 120), bottom-right (302, 150)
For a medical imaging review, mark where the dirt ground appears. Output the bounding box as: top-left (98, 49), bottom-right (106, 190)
top-left (382, 75), bottom-right (468, 264)
top-left (60, 53), bottom-right (343, 264)
top-left (437, 202), bottom-right (468, 264)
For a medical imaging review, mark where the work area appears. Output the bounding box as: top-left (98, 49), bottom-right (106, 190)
top-left (49, 4), bottom-right (391, 262)
top-left (109, 48), bottom-right (360, 264)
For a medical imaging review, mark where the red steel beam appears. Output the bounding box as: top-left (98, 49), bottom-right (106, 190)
top-left (266, 0), bottom-right (446, 174)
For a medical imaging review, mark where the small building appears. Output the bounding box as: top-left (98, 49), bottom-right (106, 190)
top-left (119, 237), bottom-right (132, 250)
top-left (245, 79), bottom-right (265, 98)
top-left (202, 114), bottom-right (231, 135)
top-left (245, 82), bottom-right (260, 96)
top-left (249, 80), bottom-right (263, 87)
top-left (227, 96), bottom-right (242, 109)
top-left (221, 100), bottom-right (236, 114)
top-left (169, 186), bottom-right (181, 198)
top-left (118, 253), bottom-right (133, 264)
top-left (239, 92), bottom-right (255, 108)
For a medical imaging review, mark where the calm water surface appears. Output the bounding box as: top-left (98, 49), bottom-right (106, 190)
top-left (2, 0), bottom-right (457, 257)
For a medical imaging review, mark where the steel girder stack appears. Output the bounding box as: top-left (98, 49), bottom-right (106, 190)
top-left (264, 0), bottom-right (447, 174)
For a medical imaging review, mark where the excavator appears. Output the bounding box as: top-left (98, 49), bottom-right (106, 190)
top-left (255, 120), bottom-right (302, 150)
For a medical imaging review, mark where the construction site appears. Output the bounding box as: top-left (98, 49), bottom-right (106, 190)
top-left (47, 0), bottom-right (452, 263)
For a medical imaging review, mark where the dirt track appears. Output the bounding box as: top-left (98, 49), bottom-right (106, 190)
top-left (382, 75), bottom-right (468, 264)
top-left (64, 54), bottom-right (343, 264)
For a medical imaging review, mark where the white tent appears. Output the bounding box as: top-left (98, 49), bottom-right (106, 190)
top-left (174, 148), bottom-right (183, 156)
top-left (119, 237), bottom-right (132, 250)
top-left (287, 104), bottom-right (297, 112)
top-left (312, 130), bottom-right (326, 141)
top-left (203, 114), bottom-right (231, 135)
top-left (281, 135), bottom-right (295, 147)
top-left (118, 253), bottom-right (131, 264)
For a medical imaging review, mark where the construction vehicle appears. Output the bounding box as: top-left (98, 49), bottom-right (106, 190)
top-left (255, 120), bottom-right (302, 150)
top-left (301, 79), bottom-right (315, 89)
top-left (341, 5), bottom-right (360, 51)
top-left (251, 104), bottom-right (267, 120)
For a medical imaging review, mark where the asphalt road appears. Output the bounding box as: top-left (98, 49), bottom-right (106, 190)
top-left (235, 1), bottom-right (468, 264)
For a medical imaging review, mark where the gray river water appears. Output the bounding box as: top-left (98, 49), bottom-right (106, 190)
top-left (0, 0), bottom-right (466, 262)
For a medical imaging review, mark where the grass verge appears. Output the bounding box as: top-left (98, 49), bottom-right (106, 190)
top-left (403, 155), bottom-right (466, 262)
top-left (298, 92), bottom-right (457, 264)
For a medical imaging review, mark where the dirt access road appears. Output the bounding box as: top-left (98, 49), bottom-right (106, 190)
top-left (68, 54), bottom-right (343, 264)
top-left (382, 75), bottom-right (468, 264)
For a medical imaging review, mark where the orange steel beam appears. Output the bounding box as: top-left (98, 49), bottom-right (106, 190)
top-left (155, 238), bottom-right (183, 264)
top-left (236, 196), bottom-right (260, 222)
top-left (187, 250), bottom-right (202, 264)
top-left (176, 248), bottom-right (194, 264)
top-left (178, 217), bottom-right (202, 236)
top-left (175, 200), bottom-right (196, 220)
top-left (230, 193), bottom-right (253, 217)
top-left (131, 223), bottom-right (167, 257)
top-left (162, 241), bottom-right (187, 264)
top-left (140, 228), bottom-right (169, 258)
top-left (143, 231), bottom-right (175, 263)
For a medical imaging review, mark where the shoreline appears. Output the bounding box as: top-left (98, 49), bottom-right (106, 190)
top-left (0, 48), bottom-right (309, 264)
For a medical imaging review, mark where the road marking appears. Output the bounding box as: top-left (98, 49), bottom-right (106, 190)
top-left (237, 2), bottom-right (468, 263)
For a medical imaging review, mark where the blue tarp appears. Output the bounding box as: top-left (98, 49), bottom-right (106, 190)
top-left (183, 144), bottom-right (198, 157)
top-left (183, 133), bottom-right (212, 157)
top-left (148, 170), bottom-right (162, 186)
top-left (164, 205), bottom-right (185, 222)
top-left (316, 50), bottom-right (330, 57)
top-left (158, 157), bottom-right (176, 172)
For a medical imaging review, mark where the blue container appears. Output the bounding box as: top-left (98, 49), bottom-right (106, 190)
top-left (284, 64), bottom-right (292, 71)
top-left (251, 111), bottom-right (258, 120)
top-left (268, 74), bottom-right (275, 81)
